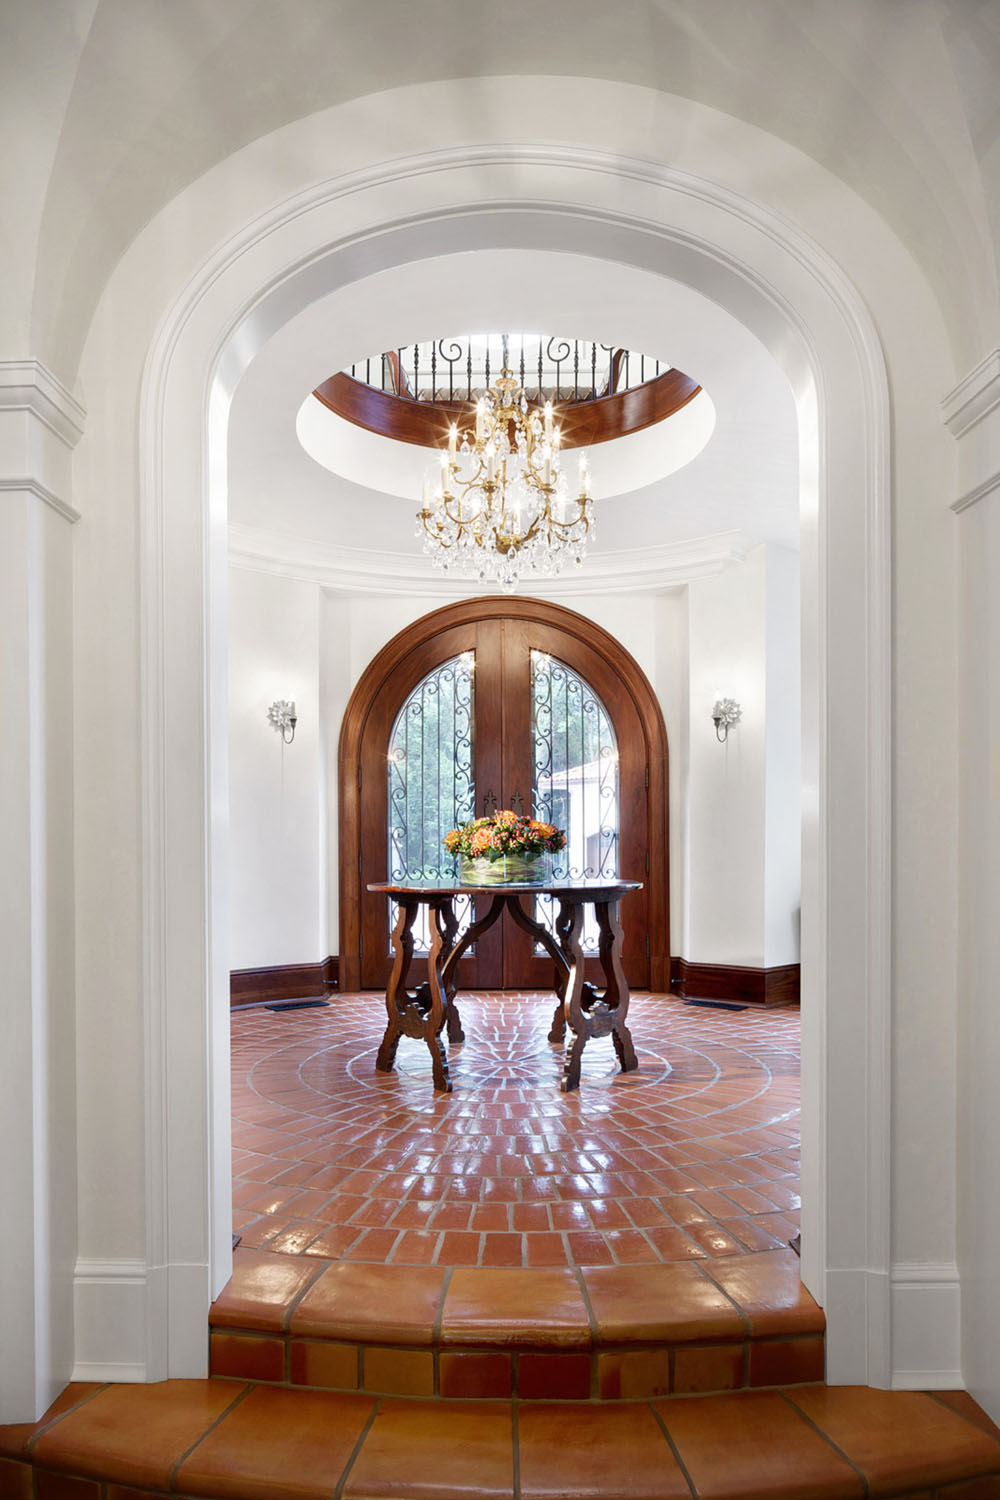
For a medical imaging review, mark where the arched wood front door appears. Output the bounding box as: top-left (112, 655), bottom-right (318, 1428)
top-left (338, 599), bottom-right (669, 993)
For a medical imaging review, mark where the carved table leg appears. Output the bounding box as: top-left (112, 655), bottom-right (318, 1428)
top-left (437, 900), bottom-right (465, 1044)
top-left (376, 897), bottom-right (418, 1073)
top-left (423, 898), bottom-right (453, 1092)
top-left (505, 895), bottom-right (570, 1045)
top-left (547, 902), bottom-right (577, 1043)
top-left (559, 901), bottom-right (589, 1093)
top-left (596, 898), bottom-right (638, 1074)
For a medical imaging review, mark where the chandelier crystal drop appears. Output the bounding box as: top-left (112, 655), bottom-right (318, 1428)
top-left (416, 359), bottom-right (594, 592)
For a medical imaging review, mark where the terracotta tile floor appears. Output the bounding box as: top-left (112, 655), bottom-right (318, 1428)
top-left (5, 1380), bottom-right (1000, 1500)
top-left (231, 992), bottom-right (800, 1270)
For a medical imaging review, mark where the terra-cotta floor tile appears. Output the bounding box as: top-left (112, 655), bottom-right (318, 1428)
top-left (440, 1267), bottom-right (590, 1347)
top-left (785, 1386), bottom-right (1000, 1496)
top-left (0, 1384), bottom-right (104, 1460)
top-left (581, 1262), bottom-right (746, 1344)
top-left (702, 1248), bottom-right (824, 1335)
top-left (341, 1399), bottom-right (513, 1499)
top-left (658, 1388), bottom-right (864, 1500)
top-left (289, 1261), bottom-right (446, 1344)
top-left (175, 1385), bottom-right (374, 1500)
top-left (31, 1381), bottom-right (245, 1491)
top-left (518, 1400), bottom-right (690, 1498)
top-left (210, 1248), bottom-right (327, 1332)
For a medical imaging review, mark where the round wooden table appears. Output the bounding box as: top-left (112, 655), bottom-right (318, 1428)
top-left (367, 879), bottom-right (643, 1093)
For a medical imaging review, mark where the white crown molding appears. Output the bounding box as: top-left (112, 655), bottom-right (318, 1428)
top-left (942, 350), bottom-right (1000, 438)
top-left (0, 475), bottom-right (81, 524)
top-left (0, 359), bottom-right (86, 449)
top-left (228, 520), bottom-right (755, 594)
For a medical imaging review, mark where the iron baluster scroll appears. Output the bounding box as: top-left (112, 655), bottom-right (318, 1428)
top-left (387, 652), bottom-right (475, 954)
top-left (351, 334), bottom-right (665, 405)
top-left (531, 650), bottom-right (620, 954)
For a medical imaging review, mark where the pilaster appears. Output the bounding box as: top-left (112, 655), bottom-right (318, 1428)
top-left (0, 360), bottom-right (83, 1420)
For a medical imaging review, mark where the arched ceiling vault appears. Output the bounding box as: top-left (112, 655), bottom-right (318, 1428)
top-left (4, 0), bottom-right (998, 383)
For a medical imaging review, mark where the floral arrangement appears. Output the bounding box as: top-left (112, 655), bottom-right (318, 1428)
top-left (444, 809), bottom-right (566, 864)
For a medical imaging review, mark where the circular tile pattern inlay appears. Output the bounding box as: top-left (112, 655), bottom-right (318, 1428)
top-left (232, 992), bottom-right (800, 1269)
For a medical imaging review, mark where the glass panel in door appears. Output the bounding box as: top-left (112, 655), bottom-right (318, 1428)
top-left (530, 649), bottom-right (619, 953)
top-left (386, 651), bottom-right (475, 953)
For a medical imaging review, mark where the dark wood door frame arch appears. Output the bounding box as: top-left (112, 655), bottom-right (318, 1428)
top-left (338, 596), bottom-right (670, 992)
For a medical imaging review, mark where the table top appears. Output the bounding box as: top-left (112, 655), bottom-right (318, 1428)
top-left (368, 879), bottom-right (643, 899)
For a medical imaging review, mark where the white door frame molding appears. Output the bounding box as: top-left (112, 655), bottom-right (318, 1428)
top-left (138, 146), bottom-right (891, 1384)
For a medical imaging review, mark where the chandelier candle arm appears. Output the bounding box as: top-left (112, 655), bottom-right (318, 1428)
top-left (416, 360), bottom-right (594, 591)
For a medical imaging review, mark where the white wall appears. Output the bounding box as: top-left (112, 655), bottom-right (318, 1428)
top-left (686, 547), bottom-right (768, 965)
top-left (764, 545), bottom-right (802, 966)
top-left (953, 361), bottom-right (1000, 1416)
top-left (228, 567), bottom-right (326, 969)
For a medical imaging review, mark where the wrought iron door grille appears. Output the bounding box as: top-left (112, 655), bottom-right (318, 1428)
top-left (531, 650), bottom-right (619, 953)
top-left (387, 652), bottom-right (475, 954)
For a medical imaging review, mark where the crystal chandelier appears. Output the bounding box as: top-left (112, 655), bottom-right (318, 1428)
top-left (416, 357), bottom-right (594, 591)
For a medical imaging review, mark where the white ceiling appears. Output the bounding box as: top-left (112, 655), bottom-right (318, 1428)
top-left (10, 1), bottom-right (996, 381)
top-left (227, 248), bottom-right (799, 594)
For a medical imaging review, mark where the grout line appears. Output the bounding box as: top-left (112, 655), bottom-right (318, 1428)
top-left (569, 1263), bottom-right (601, 1357)
top-left (777, 1389), bottom-right (870, 1496)
top-left (433, 1266), bottom-right (454, 1343)
top-left (333, 1394), bottom-right (382, 1500)
top-left (511, 1398), bottom-right (521, 1500)
top-left (647, 1400), bottom-right (699, 1499)
top-left (167, 1380), bottom-right (255, 1491)
top-left (24, 1383), bottom-right (109, 1454)
top-left (923, 1389), bottom-right (1000, 1445)
top-left (690, 1258), bottom-right (752, 1338)
top-left (280, 1253), bottom-right (333, 1333)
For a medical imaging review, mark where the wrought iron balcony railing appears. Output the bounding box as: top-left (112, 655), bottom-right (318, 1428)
top-left (345, 335), bottom-right (667, 406)
top-left (316, 332), bottom-right (701, 449)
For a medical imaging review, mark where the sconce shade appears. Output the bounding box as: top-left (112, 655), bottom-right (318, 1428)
top-left (267, 698), bottom-right (298, 744)
top-left (711, 697), bottom-right (742, 743)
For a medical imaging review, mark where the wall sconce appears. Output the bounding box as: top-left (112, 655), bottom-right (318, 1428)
top-left (267, 698), bottom-right (297, 744)
top-left (711, 697), bottom-right (742, 743)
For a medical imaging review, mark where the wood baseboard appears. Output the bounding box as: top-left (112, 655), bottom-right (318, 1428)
top-left (230, 956), bottom-right (338, 1008)
top-left (670, 958), bottom-right (799, 1007)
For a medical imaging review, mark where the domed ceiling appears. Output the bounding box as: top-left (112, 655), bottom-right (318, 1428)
top-left (226, 248), bottom-right (800, 594)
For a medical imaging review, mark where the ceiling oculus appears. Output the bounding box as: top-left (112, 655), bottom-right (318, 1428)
top-left (314, 334), bottom-right (701, 590)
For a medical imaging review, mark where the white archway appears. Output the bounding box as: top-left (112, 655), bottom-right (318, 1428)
top-left (139, 150), bottom-right (890, 1384)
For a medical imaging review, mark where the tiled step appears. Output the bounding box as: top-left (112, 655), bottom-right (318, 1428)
top-left (3, 1379), bottom-right (1000, 1499)
top-left (209, 1246), bottom-right (825, 1400)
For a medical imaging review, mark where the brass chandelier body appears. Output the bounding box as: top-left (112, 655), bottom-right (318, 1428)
top-left (417, 365), bottom-right (593, 591)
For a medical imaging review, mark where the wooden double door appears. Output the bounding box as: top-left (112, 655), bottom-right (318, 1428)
top-left (341, 600), bottom-right (669, 993)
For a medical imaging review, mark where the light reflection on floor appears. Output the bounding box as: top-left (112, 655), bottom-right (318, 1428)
top-left (232, 992), bottom-right (800, 1269)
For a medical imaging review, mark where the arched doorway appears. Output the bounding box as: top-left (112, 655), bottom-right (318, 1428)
top-left (137, 141), bottom-right (892, 1386)
top-left (338, 597), bottom-right (670, 993)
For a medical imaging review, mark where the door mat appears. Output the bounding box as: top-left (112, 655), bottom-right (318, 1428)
top-left (264, 999), bottom-right (330, 1011)
top-left (682, 998), bottom-right (748, 1011)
